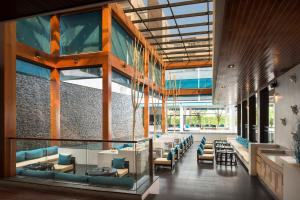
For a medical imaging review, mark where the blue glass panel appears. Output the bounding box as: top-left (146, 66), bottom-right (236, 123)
top-left (17, 16), bottom-right (50, 53)
top-left (60, 67), bottom-right (102, 81)
top-left (112, 18), bottom-right (144, 73)
top-left (112, 18), bottom-right (133, 65)
top-left (112, 70), bottom-right (131, 88)
top-left (16, 59), bottom-right (50, 80)
top-left (60, 11), bottom-right (102, 55)
top-left (165, 78), bottom-right (212, 89)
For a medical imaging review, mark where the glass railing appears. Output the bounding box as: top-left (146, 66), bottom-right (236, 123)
top-left (10, 137), bottom-right (153, 194)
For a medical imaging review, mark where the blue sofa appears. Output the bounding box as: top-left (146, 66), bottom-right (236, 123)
top-left (16, 169), bottom-right (134, 189)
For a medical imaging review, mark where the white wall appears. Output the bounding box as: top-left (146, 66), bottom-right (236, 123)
top-left (275, 64), bottom-right (300, 149)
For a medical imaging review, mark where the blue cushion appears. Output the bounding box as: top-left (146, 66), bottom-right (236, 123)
top-left (167, 151), bottom-right (173, 160)
top-left (58, 154), bottom-right (72, 165)
top-left (41, 148), bottom-right (47, 156)
top-left (46, 146), bottom-right (58, 156)
top-left (180, 143), bottom-right (183, 149)
top-left (199, 143), bottom-right (204, 150)
top-left (16, 168), bottom-right (24, 175)
top-left (22, 169), bottom-right (54, 179)
top-left (123, 143), bottom-right (133, 148)
top-left (112, 158), bottom-right (125, 169)
top-left (197, 147), bottom-right (203, 155)
top-left (89, 176), bottom-right (134, 188)
top-left (54, 172), bottom-right (88, 183)
top-left (25, 149), bottom-right (44, 160)
top-left (16, 151), bottom-right (26, 162)
top-left (201, 139), bottom-right (206, 145)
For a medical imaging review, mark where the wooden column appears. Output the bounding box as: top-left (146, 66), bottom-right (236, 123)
top-left (161, 67), bottom-right (166, 133)
top-left (237, 104), bottom-right (241, 135)
top-left (259, 87), bottom-right (269, 143)
top-left (50, 15), bottom-right (60, 144)
top-left (50, 15), bottom-right (60, 56)
top-left (144, 85), bottom-right (149, 138)
top-left (241, 100), bottom-right (248, 139)
top-left (143, 50), bottom-right (149, 138)
top-left (249, 95), bottom-right (256, 142)
top-left (102, 5), bottom-right (112, 148)
top-left (50, 69), bottom-right (60, 143)
top-left (0, 22), bottom-right (16, 178)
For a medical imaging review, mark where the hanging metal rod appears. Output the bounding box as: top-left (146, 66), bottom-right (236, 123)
top-left (124, 0), bottom-right (212, 13)
top-left (132, 11), bottom-right (213, 24)
top-left (139, 22), bottom-right (212, 32)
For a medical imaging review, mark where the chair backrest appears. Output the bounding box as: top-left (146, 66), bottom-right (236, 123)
top-left (111, 160), bottom-right (130, 171)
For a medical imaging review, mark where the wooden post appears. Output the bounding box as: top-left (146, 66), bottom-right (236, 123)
top-left (143, 50), bottom-right (149, 138)
top-left (0, 22), bottom-right (16, 178)
top-left (161, 67), bottom-right (166, 133)
top-left (50, 15), bottom-right (60, 56)
top-left (50, 15), bottom-right (60, 145)
top-left (50, 69), bottom-right (60, 144)
top-left (102, 5), bottom-right (112, 148)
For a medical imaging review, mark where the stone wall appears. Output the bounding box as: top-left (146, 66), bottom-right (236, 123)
top-left (16, 74), bottom-right (144, 145)
top-left (60, 82), bottom-right (102, 140)
top-left (16, 73), bottom-right (51, 138)
top-left (16, 73), bottom-right (50, 149)
top-left (112, 92), bottom-right (144, 140)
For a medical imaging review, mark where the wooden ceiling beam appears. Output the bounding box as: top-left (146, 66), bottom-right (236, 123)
top-left (145, 31), bottom-right (212, 39)
top-left (151, 38), bottom-right (212, 45)
top-left (166, 88), bottom-right (212, 96)
top-left (132, 11), bottom-right (213, 24)
top-left (140, 22), bottom-right (212, 32)
top-left (166, 60), bottom-right (212, 70)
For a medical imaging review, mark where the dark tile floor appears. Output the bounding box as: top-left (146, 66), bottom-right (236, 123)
top-left (0, 143), bottom-right (274, 200)
top-left (149, 143), bottom-right (275, 200)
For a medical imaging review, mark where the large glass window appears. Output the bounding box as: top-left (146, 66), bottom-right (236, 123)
top-left (60, 11), bottom-right (102, 55)
top-left (17, 16), bottom-right (51, 53)
top-left (112, 18), bottom-right (144, 72)
top-left (165, 67), bottom-right (212, 89)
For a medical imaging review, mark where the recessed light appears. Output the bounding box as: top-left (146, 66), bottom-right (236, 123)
top-left (227, 64), bottom-right (235, 69)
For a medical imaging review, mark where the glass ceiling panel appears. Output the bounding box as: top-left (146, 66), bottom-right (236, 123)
top-left (176, 16), bottom-right (209, 25)
top-left (120, 0), bottom-right (213, 65)
top-left (171, 3), bottom-right (208, 15)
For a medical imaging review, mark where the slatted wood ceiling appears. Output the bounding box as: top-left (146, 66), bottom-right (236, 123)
top-left (214, 0), bottom-right (300, 104)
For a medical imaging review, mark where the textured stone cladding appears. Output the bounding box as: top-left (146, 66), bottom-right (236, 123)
top-left (60, 82), bottom-right (103, 140)
top-left (112, 92), bottom-right (144, 140)
top-left (16, 73), bottom-right (50, 150)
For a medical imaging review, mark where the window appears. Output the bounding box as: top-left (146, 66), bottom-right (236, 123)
top-left (60, 11), bottom-right (102, 55)
top-left (17, 16), bottom-right (51, 53)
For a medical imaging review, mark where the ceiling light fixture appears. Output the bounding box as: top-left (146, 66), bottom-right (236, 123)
top-left (227, 64), bottom-right (235, 69)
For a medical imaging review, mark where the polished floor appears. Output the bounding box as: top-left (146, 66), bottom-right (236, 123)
top-left (0, 143), bottom-right (274, 200)
top-left (150, 143), bottom-right (274, 200)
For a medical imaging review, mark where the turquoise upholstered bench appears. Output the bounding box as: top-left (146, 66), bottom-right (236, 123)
top-left (17, 169), bottom-right (134, 189)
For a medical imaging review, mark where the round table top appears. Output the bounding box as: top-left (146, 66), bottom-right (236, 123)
top-left (86, 167), bottom-right (117, 176)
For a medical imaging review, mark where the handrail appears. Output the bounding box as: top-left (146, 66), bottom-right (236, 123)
top-left (8, 137), bottom-right (150, 144)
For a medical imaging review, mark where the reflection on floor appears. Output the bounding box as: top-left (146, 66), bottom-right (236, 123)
top-left (0, 144), bottom-right (274, 200)
top-left (150, 144), bottom-right (274, 200)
